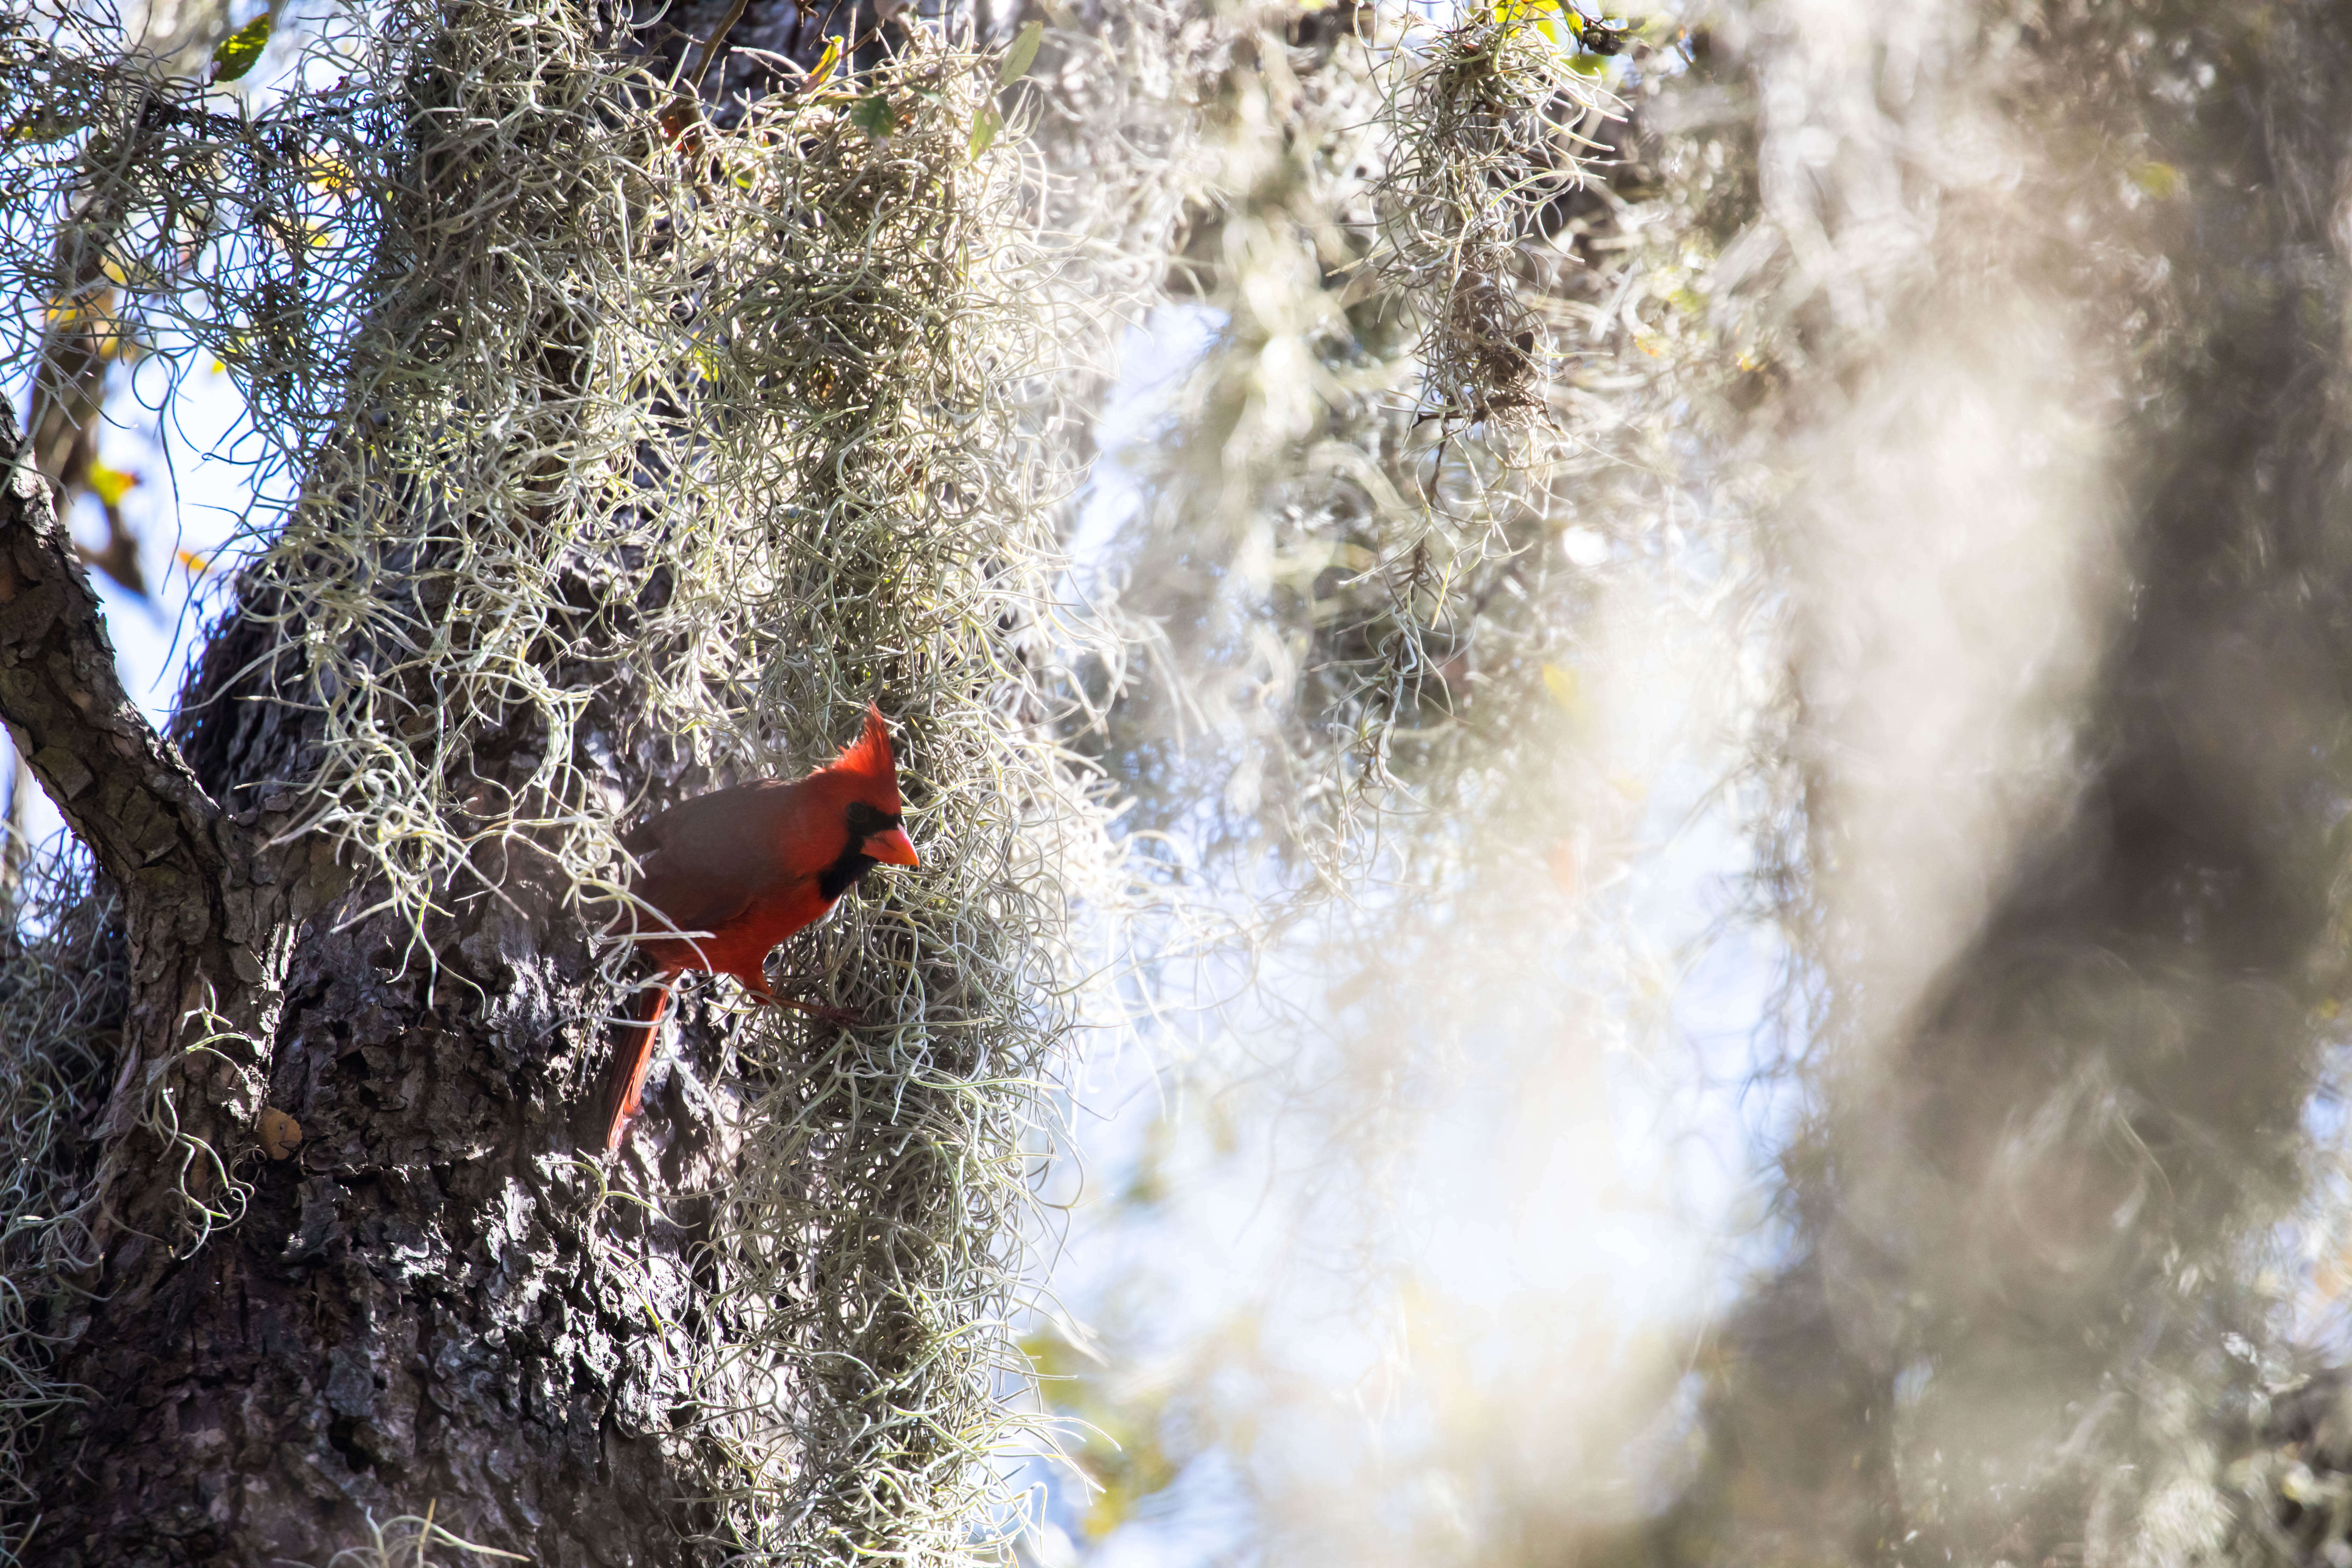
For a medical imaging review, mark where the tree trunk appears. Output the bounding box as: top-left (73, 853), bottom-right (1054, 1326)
top-left (2, 398), bottom-right (731, 1564)
top-left (0, 3), bottom-right (953, 1561)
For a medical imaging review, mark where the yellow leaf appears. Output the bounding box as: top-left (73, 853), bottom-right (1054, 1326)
top-left (302, 156), bottom-right (355, 196)
top-left (802, 36), bottom-right (841, 92)
top-left (177, 548), bottom-right (213, 576)
top-left (45, 289), bottom-right (116, 330)
top-left (2130, 161), bottom-right (2183, 200)
top-left (1493, 0), bottom-right (1568, 44)
top-left (1542, 662), bottom-right (1580, 708)
top-left (85, 461), bottom-right (139, 507)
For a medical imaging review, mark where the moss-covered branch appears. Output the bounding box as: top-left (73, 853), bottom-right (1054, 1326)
top-left (0, 403), bottom-right (221, 893)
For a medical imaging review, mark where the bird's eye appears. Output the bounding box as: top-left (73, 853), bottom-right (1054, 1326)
top-left (845, 800), bottom-right (900, 836)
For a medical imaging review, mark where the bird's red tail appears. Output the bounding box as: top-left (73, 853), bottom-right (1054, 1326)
top-left (603, 976), bottom-right (674, 1152)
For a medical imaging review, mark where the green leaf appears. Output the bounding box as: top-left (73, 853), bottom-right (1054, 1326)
top-left (968, 102), bottom-right (1004, 159)
top-left (850, 95), bottom-right (897, 137)
top-left (211, 13), bottom-right (273, 83)
top-left (8, 106), bottom-right (93, 145)
top-left (998, 20), bottom-right (1044, 86)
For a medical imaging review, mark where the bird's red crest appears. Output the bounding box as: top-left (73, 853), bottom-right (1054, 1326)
top-left (831, 703), bottom-right (899, 793)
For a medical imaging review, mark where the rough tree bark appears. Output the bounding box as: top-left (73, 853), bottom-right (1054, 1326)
top-left (0, 2), bottom-right (988, 1561)
top-left (2, 408), bottom-right (727, 1566)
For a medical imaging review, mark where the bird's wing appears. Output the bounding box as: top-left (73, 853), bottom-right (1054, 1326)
top-left (631, 856), bottom-right (757, 945)
top-left (624, 778), bottom-right (810, 939)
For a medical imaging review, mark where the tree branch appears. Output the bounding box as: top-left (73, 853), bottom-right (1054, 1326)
top-left (0, 400), bottom-right (223, 891)
top-left (0, 399), bottom-right (304, 1255)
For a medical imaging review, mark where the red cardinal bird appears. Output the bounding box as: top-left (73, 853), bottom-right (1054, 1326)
top-left (602, 704), bottom-right (920, 1150)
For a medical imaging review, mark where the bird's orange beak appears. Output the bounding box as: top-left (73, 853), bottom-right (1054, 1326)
top-left (866, 825), bottom-right (920, 867)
